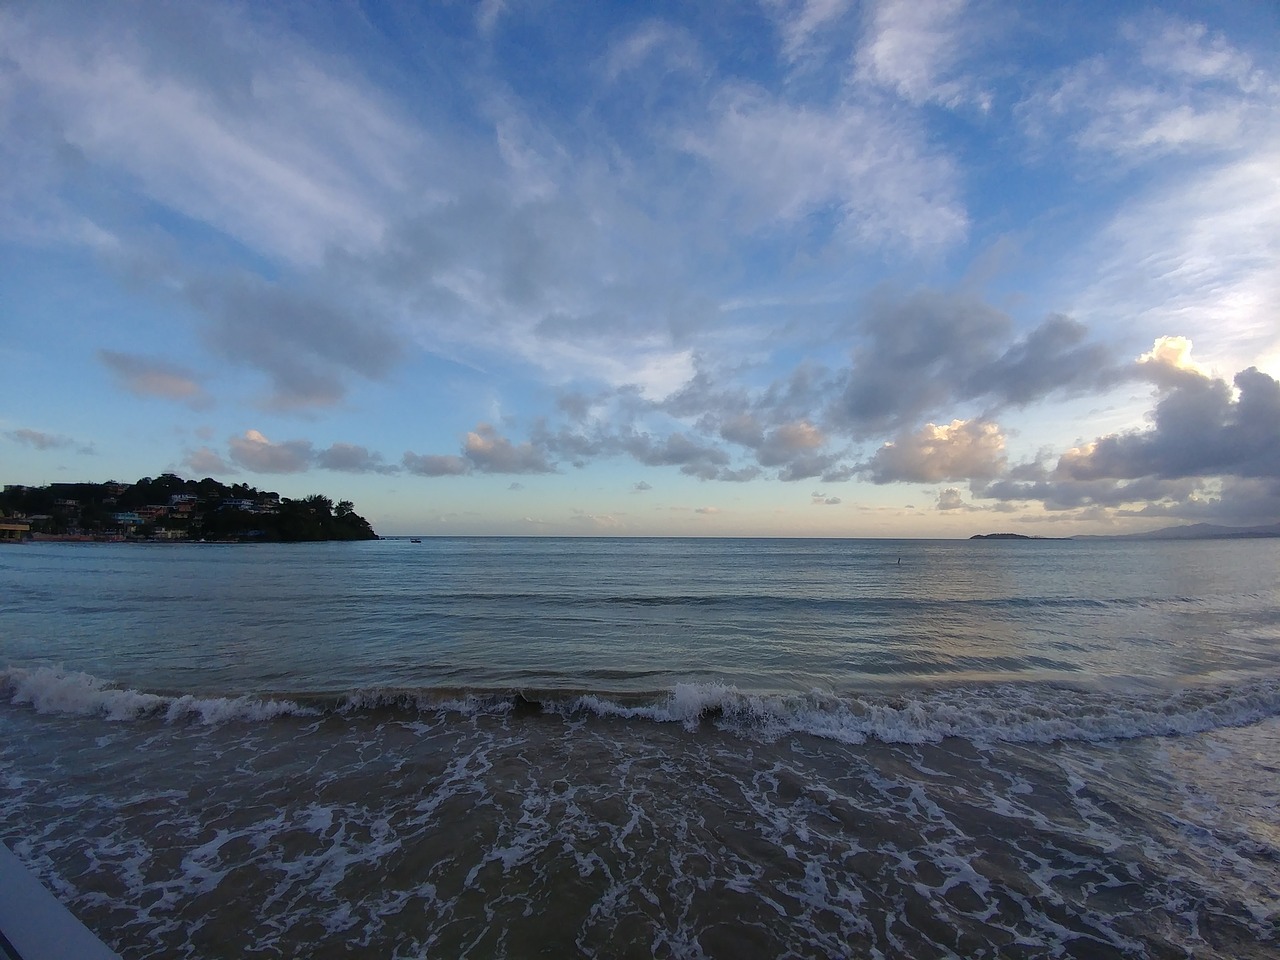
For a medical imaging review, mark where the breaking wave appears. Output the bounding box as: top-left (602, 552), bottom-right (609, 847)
top-left (5, 665), bottom-right (1280, 747)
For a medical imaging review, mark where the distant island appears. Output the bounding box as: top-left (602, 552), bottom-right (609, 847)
top-left (969, 533), bottom-right (1065, 540)
top-left (0, 473), bottom-right (377, 543)
top-left (972, 522), bottom-right (1280, 542)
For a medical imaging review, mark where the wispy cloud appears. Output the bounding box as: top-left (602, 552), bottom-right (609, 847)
top-left (4, 428), bottom-right (95, 455)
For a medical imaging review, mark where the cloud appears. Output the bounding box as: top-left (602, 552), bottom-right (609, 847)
top-left (694, 506), bottom-right (721, 514)
top-left (184, 446), bottom-right (233, 475)
top-left (829, 292), bottom-right (1123, 436)
top-left (464, 423), bottom-right (555, 474)
top-left (98, 349), bottom-right (210, 407)
top-left (855, 0), bottom-right (983, 109)
top-left (936, 487), bottom-right (980, 511)
top-left (4, 428), bottom-right (93, 454)
top-left (315, 443), bottom-right (398, 475)
top-left (402, 452), bottom-right (470, 477)
top-left (0, 4), bottom-right (416, 267)
top-left (682, 85), bottom-right (968, 251)
top-left (402, 424), bottom-right (555, 478)
top-left (810, 491), bottom-right (843, 505)
top-left (770, 0), bottom-right (855, 64)
top-left (632, 481), bottom-right (652, 492)
top-left (1019, 13), bottom-right (1280, 376)
top-left (227, 429), bottom-right (313, 473)
top-left (1024, 16), bottom-right (1273, 161)
top-left (188, 275), bottom-right (403, 409)
top-left (622, 430), bottom-right (732, 481)
top-left (865, 418), bottom-right (1006, 483)
top-left (971, 352), bottom-right (1280, 522)
top-left (1058, 365), bottom-right (1280, 483)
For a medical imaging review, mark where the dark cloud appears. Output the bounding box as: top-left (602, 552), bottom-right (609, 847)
top-left (402, 452), bottom-right (470, 477)
top-left (98, 349), bottom-right (211, 408)
top-left (622, 430), bottom-right (736, 481)
top-left (969, 314), bottom-right (1121, 407)
top-left (227, 430), bottom-right (313, 473)
top-left (315, 443), bottom-right (399, 475)
top-left (188, 275), bottom-right (403, 410)
top-left (964, 361), bottom-right (1280, 523)
top-left (827, 292), bottom-right (1125, 436)
top-left (1058, 366), bottom-right (1280, 482)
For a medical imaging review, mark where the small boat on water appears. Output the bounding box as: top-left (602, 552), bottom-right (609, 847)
top-left (409, 538), bottom-right (421, 543)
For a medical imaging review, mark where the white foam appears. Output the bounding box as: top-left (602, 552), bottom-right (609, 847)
top-left (556, 678), bottom-right (1280, 746)
top-left (7, 665), bottom-right (1280, 746)
top-left (2, 667), bottom-right (317, 725)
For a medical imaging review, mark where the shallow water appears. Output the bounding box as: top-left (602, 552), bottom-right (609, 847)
top-left (2, 537), bottom-right (1279, 957)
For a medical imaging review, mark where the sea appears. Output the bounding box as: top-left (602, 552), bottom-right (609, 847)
top-left (2, 536), bottom-right (1279, 959)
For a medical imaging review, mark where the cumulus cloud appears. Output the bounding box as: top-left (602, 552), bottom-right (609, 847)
top-left (228, 429), bottom-right (313, 473)
top-left (402, 452), bottom-right (470, 477)
top-left (632, 480), bottom-right (652, 492)
top-left (829, 293), bottom-right (1123, 437)
top-left (1058, 365), bottom-right (1280, 482)
top-left (223, 430), bottom-right (399, 475)
top-left (622, 430), bottom-right (733, 481)
top-left (98, 349), bottom-right (210, 407)
top-left (315, 443), bottom-right (398, 475)
top-left (464, 424), bottom-right (555, 474)
top-left (865, 418), bottom-right (1006, 484)
top-left (972, 351), bottom-right (1280, 522)
top-left (184, 446), bottom-right (233, 475)
top-left (936, 487), bottom-right (980, 511)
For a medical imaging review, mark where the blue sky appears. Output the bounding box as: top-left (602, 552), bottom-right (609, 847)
top-left (3, 0), bottom-right (1279, 537)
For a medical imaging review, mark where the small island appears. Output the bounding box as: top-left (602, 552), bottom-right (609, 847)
top-left (0, 473), bottom-right (377, 543)
top-left (969, 533), bottom-right (1065, 540)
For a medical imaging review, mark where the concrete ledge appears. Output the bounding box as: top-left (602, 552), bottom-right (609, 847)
top-left (0, 843), bottom-right (120, 960)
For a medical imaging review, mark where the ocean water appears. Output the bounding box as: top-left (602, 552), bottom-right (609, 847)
top-left (2, 536), bottom-right (1279, 958)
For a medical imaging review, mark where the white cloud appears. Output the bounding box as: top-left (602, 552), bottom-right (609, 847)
top-left (683, 85), bottom-right (968, 251)
top-left (769, 0), bottom-right (855, 64)
top-left (866, 418), bottom-right (1006, 483)
top-left (855, 0), bottom-right (982, 109)
top-left (0, 5), bottom-right (417, 266)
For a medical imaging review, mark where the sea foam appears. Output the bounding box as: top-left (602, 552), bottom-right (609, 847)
top-left (1, 667), bottom-right (317, 724)
top-left (5, 666), bottom-right (1280, 745)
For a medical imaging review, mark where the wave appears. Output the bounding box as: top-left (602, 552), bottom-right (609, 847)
top-left (398, 591), bottom-right (1201, 612)
top-left (5, 665), bottom-right (1280, 747)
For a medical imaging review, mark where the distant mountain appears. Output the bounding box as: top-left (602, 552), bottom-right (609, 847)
top-left (1076, 522), bottom-right (1280, 541)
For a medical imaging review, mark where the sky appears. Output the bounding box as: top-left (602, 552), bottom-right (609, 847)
top-left (2, 0), bottom-right (1279, 537)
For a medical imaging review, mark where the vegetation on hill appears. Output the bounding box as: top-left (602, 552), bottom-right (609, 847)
top-left (0, 473), bottom-right (377, 542)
